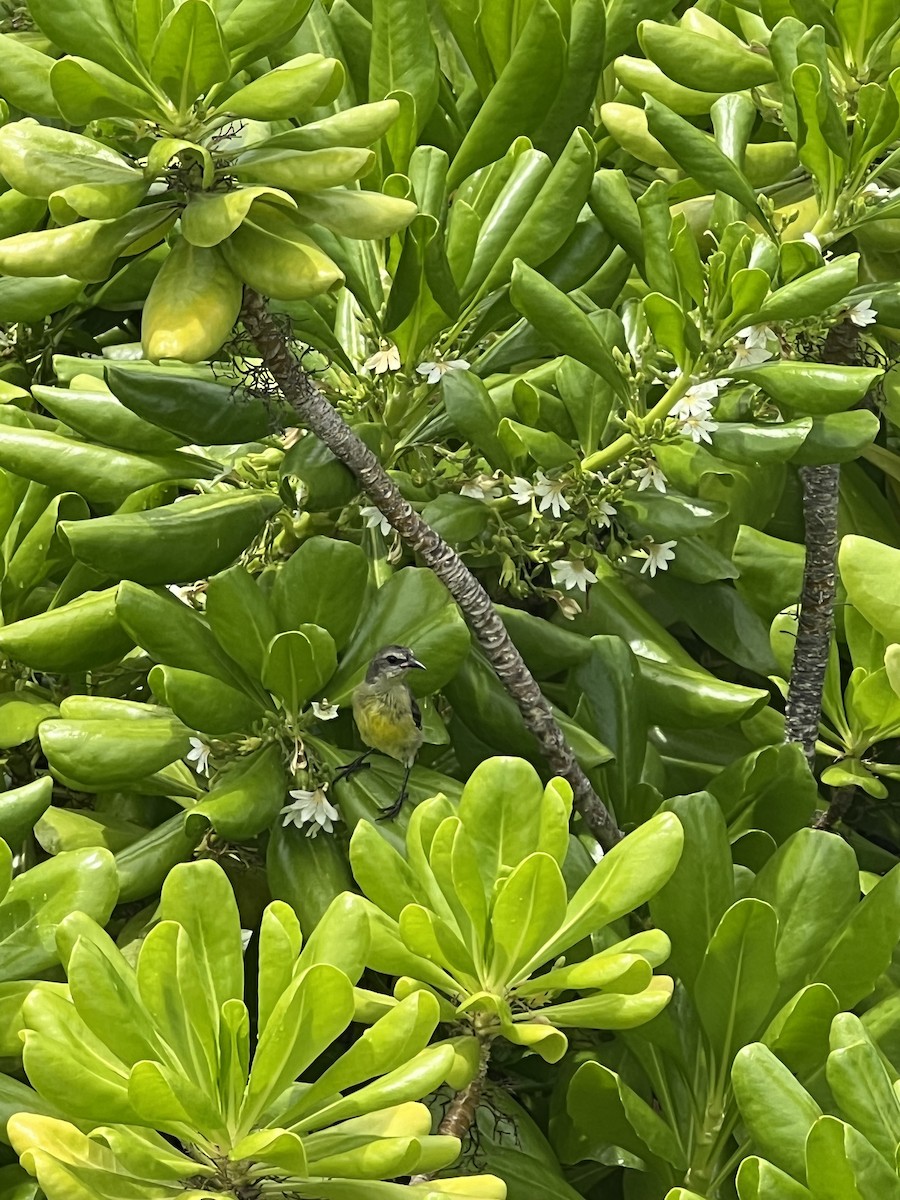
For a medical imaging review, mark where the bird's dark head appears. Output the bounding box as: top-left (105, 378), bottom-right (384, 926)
top-left (365, 644), bottom-right (426, 684)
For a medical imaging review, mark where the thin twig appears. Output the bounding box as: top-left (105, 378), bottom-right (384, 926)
top-left (812, 784), bottom-right (855, 832)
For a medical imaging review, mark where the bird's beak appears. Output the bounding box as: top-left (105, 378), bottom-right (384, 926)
top-left (408, 658), bottom-right (427, 671)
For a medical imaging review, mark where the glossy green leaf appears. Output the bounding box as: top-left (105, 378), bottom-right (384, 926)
top-left (60, 493), bottom-right (280, 586)
top-left (0, 588), bottom-right (134, 673)
top-left (510, 262), bottom-right (626, 398)
top-left (40, 716), bottom-right (190, 790)
top-left (728, 362), bottom-right (882, 414)
top-left (695, 898), bottom-right (779, 1065)
top-left (270, 538), bottom-right (369, 651)
top-left (185, 744), bottom-right (287, 841)
top-left (840, 535), bottom-right (900, 642)
top-left (650, 792), bottom-right (735, 991)
top-left (150, 665), bottom-right (268, 734)
top-left (150, 0), bottom-right (230, 106)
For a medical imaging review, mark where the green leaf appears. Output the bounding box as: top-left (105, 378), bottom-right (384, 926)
top-left (31, 382), bottom-right (184, 453)
top-left (222, 55), bottom-right (342, 120)
top-left (205, 564), bottom-right (279, 684)
top-left (510, 261), bottom-right (627, 398)
top-left (732, 1041), bottom-right (821, 1182)
top-left (736, 1157), bottom-right (814, 1199)
top-left (644, 96), bottom-right (765, 222)
top-left (116, 581), bottom-right (256, 694)
top-left (695, 898), bottom-right (779, 1066)
top-left (0, 34), bottom-right (59, 117)
top-left (262, 626), bottom-right (337, 712)
top-left (748, 256), bottom-right (859, 324)
top-left (242, 962), bottom-right (355, 1126)
top-left (269, 539), bottom-right (368, 653)
top-left (0, 693), bottom-right (60, 751)
top-left (105, 364), bottom-right (293, 443)
top-left (567, 1060), bottom-right (686, 1170)
top-left (826, 1013), bottom-right (900, 1163)
top-left (159, 858), bottom-right (242, 1012)
top-left (28, 0), bottom-right (139, 80)
top-left (150, 0), bottom-right (230, 107)
top-left (728, 362), bottom-right (882, 414)
top-left (40, 716), bottom-right (190, 790)
top-left (443, 370), bottom-right (511, 471)
top-left (840, 535), bottom-right (900, 642)
top-left (369, 0), bottom-right (439, 147)
top-left (0, 778), bottom-right (53, 847)
top-left (49, 57), bottom-right (156, 124)
top-left (150, 665), bottom-right (268, 734)
top-left (490, 853), bottom-right (567, 987)
top-left (447, 3), bottom-right (565, 184)
top-left (805, 1115), bottom-right (900, 1200)
top-left (59, 493), bottom-right (280, 587)
top-left (185, 744), bottom-right (288, 842)
top-left (536, 813), bottom-right (683, 967)
top-left (0, 849), bottom-right (118, 981)
top-left (650, 792), bottom-right (735, 991)
top-left (638, 19), bottom-right (777, 90)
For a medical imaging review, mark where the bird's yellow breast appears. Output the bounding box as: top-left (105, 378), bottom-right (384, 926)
top-left (353, 687), bottom-right (422, 765)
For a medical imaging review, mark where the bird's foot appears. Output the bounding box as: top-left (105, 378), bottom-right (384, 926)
top-left (377, 790), bottom-right (407, 821)
top-left (334, 757), bottom-right (372, 782)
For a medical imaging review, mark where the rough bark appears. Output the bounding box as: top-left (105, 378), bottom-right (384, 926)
top-left (240, 289), bottom-right (621, 851)
top-left (784, 462), bottom-right (841, 768)
top-left (786, 319), bottom-right (856, 775)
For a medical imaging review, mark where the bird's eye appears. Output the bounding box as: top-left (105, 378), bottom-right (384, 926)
top-left (385, 654), bottom-right (401, 665)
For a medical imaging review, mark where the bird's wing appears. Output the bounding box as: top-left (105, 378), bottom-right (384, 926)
top-left (410, 689), bottom-right (422, 730)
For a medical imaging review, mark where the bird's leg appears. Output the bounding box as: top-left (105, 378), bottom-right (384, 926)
top-left (378, 762), bottom-right (412, 821)
top-left (333, 750), bottom-right (373, 782)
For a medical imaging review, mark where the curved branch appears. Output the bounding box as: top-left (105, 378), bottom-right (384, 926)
top-left (240, 289), bottom-right (621, 851)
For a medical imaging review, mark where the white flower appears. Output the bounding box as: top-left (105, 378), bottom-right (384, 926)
top-left (862, 181), bottom-right (891, 201)
top-left (729, 341), bottom-right (773, 368)
top-left (281, 787), bottom-right (340, 837)
top-left (846, 298), bottom-right (877, 327)
top-left (416, 358), bottom-right (471, 384)
top-left (737, 325), bottom-right (773, 350)
top-left (360, 504), bottom-right (392, 536)
top-left (671, 379), bottom-right (725, 421)
top-left (802, 232), bottom-right (822, 251)
top-left (595, 499), bottom-right (617, 529)
top-left (186, 736), bottom-right (212, 777)
top-left (551, 559), bottom-right (598, 592)
top-left (633, 462), bottom-right (668, 494)
top-left (534, 471), bottom-right (571, 519)
top-left (312, 700), bottom-right (339, 721)
top-left (363, 343), bottom-right (401, 374)
top-left (637, 540), bottom-right (677, 578)
top-left (509, 477), bottom-right (537, 505)
top-left (240, 929), bottom-right (253, 954)
top-left (679, 412), bottom-right (718, 445)
top-left (460, 472), bottom-right (502, 501)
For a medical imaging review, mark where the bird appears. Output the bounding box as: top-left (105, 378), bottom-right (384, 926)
top-left (340, 644), bottom-right (426, 820)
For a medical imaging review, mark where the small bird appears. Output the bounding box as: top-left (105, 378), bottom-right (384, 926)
top-left (345, 644), bottom-right (426, 820)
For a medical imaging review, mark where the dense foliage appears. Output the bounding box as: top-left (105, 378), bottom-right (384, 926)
top-left (0, 0), bottom-right (899, 1198)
